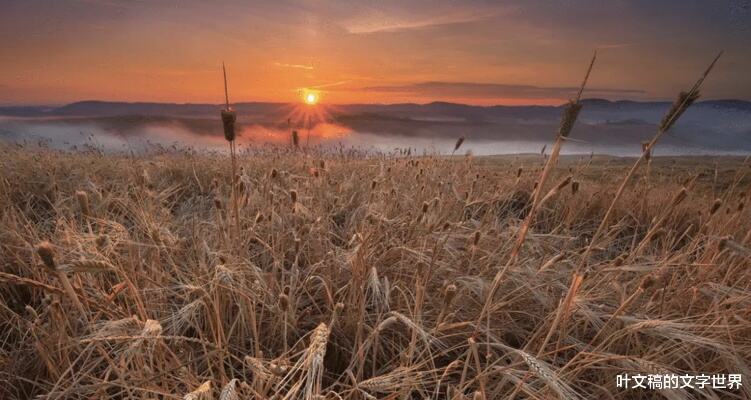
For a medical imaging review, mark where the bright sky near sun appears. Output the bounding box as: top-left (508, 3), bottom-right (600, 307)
top-left (1, 0), bottom-right (750, 105)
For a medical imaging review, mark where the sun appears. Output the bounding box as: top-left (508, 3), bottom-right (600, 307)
top-left (303, 90), bottom-right (319, 105)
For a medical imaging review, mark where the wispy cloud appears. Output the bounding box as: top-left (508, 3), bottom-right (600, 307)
top-left (342, 6), bottom-right (509, 34)
top-left (356, 81), bottom-right (646, 99)
top-left (72, 0), bottom-right (142, 9)
top-left (596, 42), bottom-right (637, 50)
top-left (124, 68), bottom-right (216, 77)
top-left (274, 62), bottom-right (314, 70)
top-left (311, 81), bottom-right (349, 89)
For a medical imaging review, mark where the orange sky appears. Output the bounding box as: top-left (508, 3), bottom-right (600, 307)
top-left (1, 1), bottom-right (749, 106)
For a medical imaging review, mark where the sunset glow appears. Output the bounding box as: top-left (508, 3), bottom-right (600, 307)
top-left (304, 91), bottom-right (319, 105)
top-left (0, 1), bottom-right (749, 106)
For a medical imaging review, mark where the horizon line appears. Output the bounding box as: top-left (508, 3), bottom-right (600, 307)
top-left (2, 97), bottom-right (751, 109)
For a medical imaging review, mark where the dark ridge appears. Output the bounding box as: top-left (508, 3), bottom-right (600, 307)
top-left (0, 106), bottom-right (55, 117)
top-left (2, 99), bottom-right (749, 118)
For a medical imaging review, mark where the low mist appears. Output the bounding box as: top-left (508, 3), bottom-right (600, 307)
top-left (2, 98), bottom-right (751, 157)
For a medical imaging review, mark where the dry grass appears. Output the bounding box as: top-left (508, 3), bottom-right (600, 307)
top-left (1, 138), bottom-right (750, 399)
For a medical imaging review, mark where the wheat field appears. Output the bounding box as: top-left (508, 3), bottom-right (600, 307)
top-left (1, 139), bottom-right (750, 399)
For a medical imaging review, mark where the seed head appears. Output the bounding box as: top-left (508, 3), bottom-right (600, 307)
top-left (291, 130), bottom-right (299, 148)
top-left (613, 254), bottom-right (626, 266)
top-left (76, 190), bottom-right (90, 216)
top-left (443, 284), bottom-right (457, 307)
top-left (270, 362), bottom-right (288, 376)
top-left (279, 293), bottom-right (289, 311)
top-left (184, 381), bottom-right (211, 400)
top-left (640, 275), bottom-right (655, 290)
top-left (671, 187), bottom-right (688, 206)
top-left (219, 379), bottom-right (238, 400)
top-left (453, 136), bottom-right (465, 153)
top-left (710, 198), bottom-right (722, 215)
top-left (642, 141), bottom-right (651, 161)
top-left (556, 175), bottom-right (572, 191)
top-left (660, 90), bottom-right (701, 132)
top-left (719, 235), bottom-right (731, 252)
top-left (558, 100), bottom-right (583, 137)
top-left (221, 109), bottom-right (237, 142)
top-left (36, 241), bottom-right (56, 270)
top-left (95, 234), bottom-right (109, 248)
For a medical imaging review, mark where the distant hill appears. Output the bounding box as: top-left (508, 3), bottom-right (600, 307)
top-left (2, 98), bottom-right (749, 120)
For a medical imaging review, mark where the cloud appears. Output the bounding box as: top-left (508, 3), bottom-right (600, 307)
top-left (344, 14), bottom-right (487, 34)
top-left (274, 62), bottom-right (314, 70)
top-left (72, 0), bottom-right (144, 9)
top-left (341, 5), bottom-right (511, 34)
top-left (310, 81), bottom-right (350, 89)
top-left (596, 42), bottom-right (637, 50)
top-left (355, 81), bottom-right (646, 99)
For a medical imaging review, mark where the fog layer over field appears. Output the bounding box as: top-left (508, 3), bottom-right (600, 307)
top-left (2, 99), bottom-right (750, 155)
